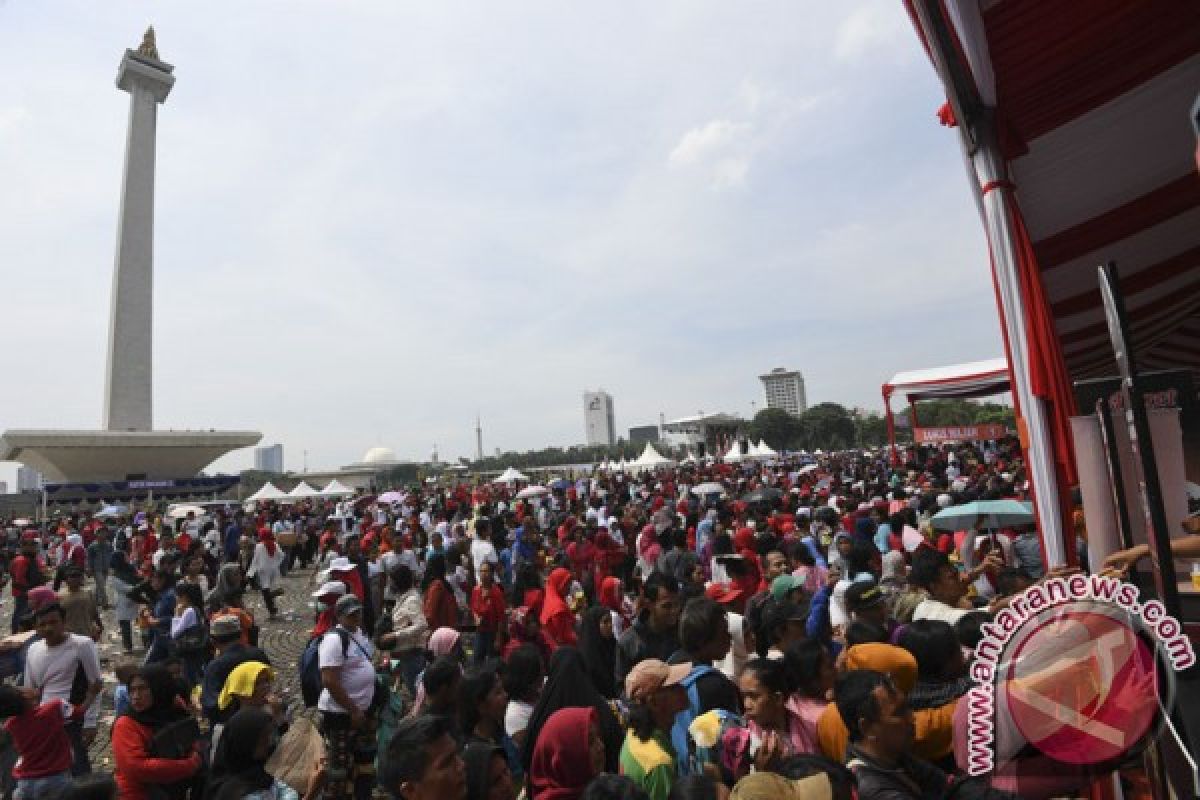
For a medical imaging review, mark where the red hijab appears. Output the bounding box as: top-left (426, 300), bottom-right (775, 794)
top-left (539, 568), bottom-right (573, 628)
top-left (529, 706), bottom-right (599, 800)
top-left (259, 527), bottom-right (276, 557)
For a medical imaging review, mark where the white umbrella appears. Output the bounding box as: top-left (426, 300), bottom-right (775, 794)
top-left (690, 482), bottom-right (725, 496)
top-left (166, 504), bottom-right (206, 519)
top-left (320, 480), bottom-right (356, 497)
top-left (95, 505), bottom-right (127, 519)
top-left (798, 464), bottom-right (819, 475)
top-left (516, 485), bottom-right (549, 500)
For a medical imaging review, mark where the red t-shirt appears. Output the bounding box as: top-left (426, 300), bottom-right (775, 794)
top-left (5, 699), bottom-right (74, 779)
top-left (470, 584), bottom-right (506, 633)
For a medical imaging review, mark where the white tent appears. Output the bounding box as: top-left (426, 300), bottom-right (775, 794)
top-left (248, 482), bottom-right (287, 502)
top-left (723, 441), bottom-right (746, 463)
top-left (494, 467), bottom-right (529, 484)
top-left (679, 452), bottom-right (697, 465)
top-left (631, 443), bottom-right (673, 470)
top-left (756, 440), bottom-right (779, 458)
top-left (320, 479), bottom-right (356, 497)
top-left (288, 482), bottom-right (321, 498)
top-left (617, 459), bottom-right (628, 472)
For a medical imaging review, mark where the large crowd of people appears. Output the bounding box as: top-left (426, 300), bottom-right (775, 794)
top-left (0, 437), bottom-right (1177, 800)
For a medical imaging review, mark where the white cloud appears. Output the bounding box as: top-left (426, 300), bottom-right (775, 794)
top-left (668, 119), bottom-right (751, 167)
top-left (834, 2), bottom-right (913, 63)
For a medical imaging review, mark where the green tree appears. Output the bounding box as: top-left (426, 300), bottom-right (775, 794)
top-left (799, 402), bottom-right (857, 450)
top-left (749, 408), bottom-right (800, 450)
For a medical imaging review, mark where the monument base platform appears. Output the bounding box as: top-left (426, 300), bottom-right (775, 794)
top-left (0, 429), bottom-right (262, 483)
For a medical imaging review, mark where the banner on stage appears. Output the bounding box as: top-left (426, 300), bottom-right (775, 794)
top-left (913, 424), bottom-right (1009, 444)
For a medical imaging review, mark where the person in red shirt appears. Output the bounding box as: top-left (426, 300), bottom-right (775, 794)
top-left (0, 685), bottom-right (78, 795)
top-left (539, 567), bottom-right (577, 650)
top-left (9, 533), bottom-right (46, 634)
top-left (470, 562), bottom-right (506, 663)
top-left (112, 665), bottom-right (202, 800)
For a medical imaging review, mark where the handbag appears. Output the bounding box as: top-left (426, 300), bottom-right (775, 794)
top-left (169, 623), bottom-right (209, 657)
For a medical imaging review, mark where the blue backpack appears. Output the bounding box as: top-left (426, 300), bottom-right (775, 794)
top-left (299, 629), bottom-right (352, 707)
top-left (669, 664), bottom-right (718, 776)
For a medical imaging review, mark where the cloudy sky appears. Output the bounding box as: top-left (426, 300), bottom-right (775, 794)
top-left (0, 0), bottom-right (1001, 481)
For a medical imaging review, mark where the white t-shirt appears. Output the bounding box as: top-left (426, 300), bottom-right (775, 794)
top-left (469, 537), bottom-right (499, 575)
top-left (505, 700), bottom-right (534, 738)
top-left (317, 627), bottom-right (376, 714)
top-left (24, 634), bottom-right (102, 724)
top-left (912, 598), bottom-right (972, 625)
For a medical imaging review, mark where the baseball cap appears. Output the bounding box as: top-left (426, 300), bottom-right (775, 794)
top-left (312, 580), bottom-right (347, 599)
top-left (704, 583), bottom-right (745, 605)
top-left (211, 615), bottom-right (242, 638)
top-left (335, 594), bottom-right (363, 616)
top-left (329, 557), bottom-right (354, 572)
top-left (625, 659), bottom-right (691, 703)
top-left (770, 574), bottom-right (802, 602)
top-left (730, 772), bottom-right (832, 800)
top-left (845, 580), bottom-right (885, 613)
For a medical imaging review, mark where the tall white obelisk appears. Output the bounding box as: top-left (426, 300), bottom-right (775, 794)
top-left (103, 27), bottom-right (174, 432)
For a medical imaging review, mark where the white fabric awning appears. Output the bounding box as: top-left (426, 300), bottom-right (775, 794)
top-left (248, 482), bottom-right (287, 502)
top-left (320, 480), bottom-right (356, 497)
top-left (883, 357), bottom-right (1010, 404)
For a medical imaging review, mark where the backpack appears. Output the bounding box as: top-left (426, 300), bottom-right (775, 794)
top-left (668, 664), bottom-right (718, 777)
top-left (299, 628), bottom-right (370, 707)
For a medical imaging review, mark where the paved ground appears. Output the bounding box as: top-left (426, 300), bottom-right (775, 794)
top-left (0, 562), bottom-right (322, 770)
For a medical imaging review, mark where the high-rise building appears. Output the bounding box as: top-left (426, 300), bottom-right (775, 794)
top-left (475, 416), bottom-right (484, 462)
top-left (254, 444), bottom-right (284, 473)
top-left (584, 390), bottom-right (616, 447)
top-left (16, 466), bottom-right (43, 492)
top-left (759, 368), bottom-right (807, 416)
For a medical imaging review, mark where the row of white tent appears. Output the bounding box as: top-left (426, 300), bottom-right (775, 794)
top-left (247, 479), bottom-right (357, 502)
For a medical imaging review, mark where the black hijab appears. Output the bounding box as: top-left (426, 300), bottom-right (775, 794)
top-left (204, 708), bottom-right (276, 800)
top-left (577, 607), bottom-right (617, 699)
top-left (518, 646), bottom-right (622, 775)
top-left (463, 742), bottom-right (504, 800)
top-left (127, 664), bottom-right (189, 729)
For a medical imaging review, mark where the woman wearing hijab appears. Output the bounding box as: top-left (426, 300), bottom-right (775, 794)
top-left (205, 708), bottom-right (326, 800)
top-left (527, 707), bottom-right (605, 800)
top-left (576, 606), bottom-right (617, 699)
top-left (539, 568), bottom-right (577, 650)
top-left (422, 553), bottom-right (460, 631)
top-left (248, 528), bottom-right (285, 619)
top-left (463, 742), bottom-right (516, 800)
top-left (409, 628), bottom-right (463, 716)
top-left (112, 664), bottom-right (202, 800)
top-left (598, 577), bottom-right (633, 638)
top-left (109, 546), bottom-right (143, 653)
top-left (519, 647), bottom-right (622, 775)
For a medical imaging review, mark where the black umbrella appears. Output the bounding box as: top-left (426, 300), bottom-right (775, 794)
top-left (742, 486), bottom-right (783, 504)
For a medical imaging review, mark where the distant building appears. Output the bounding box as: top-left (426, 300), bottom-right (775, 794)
top-left (759, 368), bottom-right (807, 416)
top-left (16, 466), bottom-right (43, 492)
top-left (629, 425), bottom-right (660, 445)
top-left (584, 390), bottom-right (616, 447)
top-left (254, 444), bottom-right (284, 473)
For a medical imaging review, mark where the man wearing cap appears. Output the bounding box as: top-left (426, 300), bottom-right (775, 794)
top-left (844, 580), bottom-right (893, 640)
top-left (619, 659), bottom-right (691, 800)
top-left (320, 593), bottom-right (378, 800)
top-left (201, 614), bottom-right (271, 724)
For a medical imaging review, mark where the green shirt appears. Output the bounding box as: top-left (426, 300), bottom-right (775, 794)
top-left (619, 730), bottom-right (675, 800)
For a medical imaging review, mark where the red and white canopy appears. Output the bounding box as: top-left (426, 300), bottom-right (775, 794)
top-left (908, 0), bottom-right (1200, 380)
top-left (882, 357), bottom-right (1010, 405)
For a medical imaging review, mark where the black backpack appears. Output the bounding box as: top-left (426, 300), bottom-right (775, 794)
top-left (299, 629), bottom-right (353, 707)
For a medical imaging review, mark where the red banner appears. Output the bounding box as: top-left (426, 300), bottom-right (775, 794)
top-left (913, 424), bottom-right (1010, 444)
